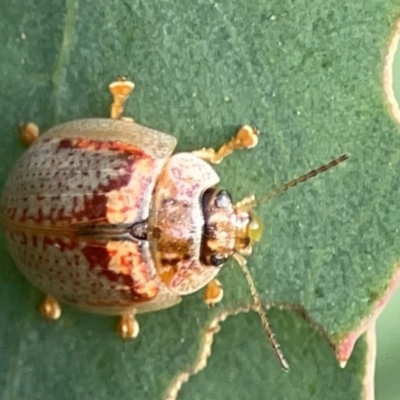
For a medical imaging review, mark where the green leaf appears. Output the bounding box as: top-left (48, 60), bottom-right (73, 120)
top-left (1, 0), bottom-right (399, 399)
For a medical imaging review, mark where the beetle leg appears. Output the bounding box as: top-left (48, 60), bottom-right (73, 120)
top-left (203, 279), bottom-right (224, 307)
top-left (109, 77), bottom-right (135, 120)
top-left (19, 122), bottom-right (39, 146)
top-left (192, 125), bottom-right (259, 164)
top-left (40, 295), bottom-right (62, 320)
top-left (117, 310), bottom-right (140, 339)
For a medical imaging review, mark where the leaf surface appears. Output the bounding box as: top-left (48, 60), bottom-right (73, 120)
top-left (1, 1), bottom-right (400, 399)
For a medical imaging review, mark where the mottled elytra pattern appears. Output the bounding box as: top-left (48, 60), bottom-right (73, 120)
top-left (1, 119), bottom-right (181, 314)
top-left (41, 119), bottom-right (177, 159)
top-left (3, 137), bottom-right (155, 226)
top-left (6, 233), bottom-right (159, 313)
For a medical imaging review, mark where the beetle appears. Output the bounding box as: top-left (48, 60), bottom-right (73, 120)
top-left (1, 78), bottom-right (348, 370)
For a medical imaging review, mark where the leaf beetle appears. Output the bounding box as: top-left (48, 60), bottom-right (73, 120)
top-left (1, 78), bottom-right (348, 370)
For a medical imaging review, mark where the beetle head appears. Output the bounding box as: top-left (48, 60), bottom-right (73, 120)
top-left (201, 188), bottom-right (266, 267)
top-left (200, 188), bottom-right (263, 265)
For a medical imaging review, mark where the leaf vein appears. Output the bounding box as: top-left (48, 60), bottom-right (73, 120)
top-left (51, 0), bottom-right (79, 123)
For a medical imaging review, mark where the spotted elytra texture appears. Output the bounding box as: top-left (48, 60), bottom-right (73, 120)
top-left (1, 119), bottom-right (181, 314)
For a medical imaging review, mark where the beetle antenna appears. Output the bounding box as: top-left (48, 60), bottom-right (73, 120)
top-left (233, 253), bottom-right (289, 371)
top-left (258, 153), bottom-right (349, 204)
top-left (236, 154), bottom-right (349, 211)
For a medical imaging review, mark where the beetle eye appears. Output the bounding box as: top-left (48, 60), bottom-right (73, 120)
top-left (248, 211), bottom-right (263, 244)
top-left (210, 254), bottom-right (227, 267)
top-left (214, 190), bottom-right (232, 208)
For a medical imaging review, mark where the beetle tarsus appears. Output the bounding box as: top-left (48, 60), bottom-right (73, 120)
top-left (40, 295), bottom-right (62, 320)
top-left (117, 311), bottom-right (140, 339)
top-left (109, 78), bottom-right (135, 120)
top-left (203, 279), bottom-right (224, 306)
top-left (19, 122), bottom-right (39, 146)
top-left (192, 125), bottom-right (259, 164)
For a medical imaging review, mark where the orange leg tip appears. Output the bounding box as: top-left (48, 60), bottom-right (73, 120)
top-left (109, 78), bottom-right (135, 120)
top-left (19, 122), bottom-right (39, 146)
top-left (40, 295), bottom-right (62, 320)
top-left (117, 313), bottom-right (140, 339)
top-left (109, 80), bottom-right (135, 97)
top-left (204, 279), bottom-right (224, 306)
top-left (235, 125), bottom-right (259, 149)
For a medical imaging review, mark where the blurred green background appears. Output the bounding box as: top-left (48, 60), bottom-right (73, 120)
top-left (376, 286), bottom-right (400, 400)
top-left (376, 40), bottom-right (400, 400)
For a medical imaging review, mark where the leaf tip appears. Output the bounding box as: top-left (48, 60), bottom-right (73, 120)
top-left (334, 262), bottom-right (400, 366)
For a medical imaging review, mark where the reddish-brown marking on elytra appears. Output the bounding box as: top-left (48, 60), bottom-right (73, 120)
top-left (105, 241), bottom-right (159, 301)
top-left (57, 138), bottom-right (148, 158)
top-left (78, 241), bottom-right (158, 302)
top-left (105, 157), bottom-right (155, 224)
top-left (54, 138), bottom-right (153, 225)
top-left (5, 228), bottom-right (160, 307)
top-left (81, 244), bottom-right (113, 270)
top-left (2, 136), bottom-right (156, 229)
